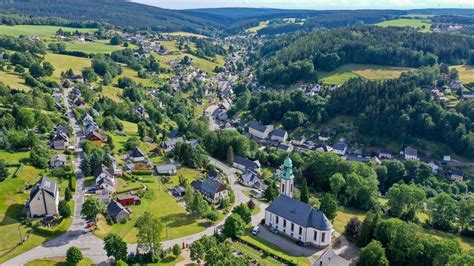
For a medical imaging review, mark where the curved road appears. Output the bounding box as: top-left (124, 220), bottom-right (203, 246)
top-left (2, 92), bottom-right (265, 265)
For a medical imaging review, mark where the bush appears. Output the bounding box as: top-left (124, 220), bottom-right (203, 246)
top-left (66, 246), bottom-right (83, 265)
top-left (172, 243), bottom-right (181, 256)
top-left (69, 175), bottom-right (76, 191)
top-left (65, 187), bottom-right (72, 201)
top-left (59, 200), bottom-right (71, 218)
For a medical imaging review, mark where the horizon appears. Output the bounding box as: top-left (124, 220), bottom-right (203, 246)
top-left (133, 0), bottom-right (474, 10)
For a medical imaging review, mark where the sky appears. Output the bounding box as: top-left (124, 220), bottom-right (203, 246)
top-left (133, 0), bottom-right (474, 10)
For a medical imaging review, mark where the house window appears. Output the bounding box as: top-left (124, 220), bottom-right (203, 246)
top-left (283, 219), bottom-right (286, 227)
top-left (290, 184), bottom-right (293, 192)
top-left (276, 216), bottom-right (279, 224)
top-left (291, 223), bottom-right (294, 231)
top-left (314, 231), bottom-right (317, 241)
top-left (299, 227), bottom-right (302, 235)
top-left (322, 232), bottom-right (326, 242)
top-left (281, 184), bottom-right (285, 193)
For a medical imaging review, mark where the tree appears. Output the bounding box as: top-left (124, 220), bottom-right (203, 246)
top-left (124, 136), bottom-right (140, 150)
top-left (282, 111), bottom-right (305, 130)
top-left (247, 199), bottom-right (256, 210)
top-left (300, 177), bottom-right (309, 203)
top-left (447, 251), bottom-right (474, 266)
top-left (223, 214), bottom-right (245, 237)
top-left (449, 68), bottom-right (459, 80)
top-left (104, 234), bottom-right (128, 261)
top-left (118, 77), bottom-right (135, 89)
top-left (42, 61), bottom-right (54, 76)
top-left (29, 144), bottom-right (50, 169)
top-left (137, 122), bottom-right (146, 139)
top-left (344, 217), bottom-right (361, 241)
top-left (226, 146), bottom-right (234, 165)
top-left (440, 63), bottom-right (449, 75)
top-left (264, 181), bottom-right (279, 201)
top-left (65, 187), bottom-right (72, 201)
top-left (357, 240), bottom-right (389, 266)
top-left (81, 196), bottom-right (106, 223)
top-left (329, 173), bottom-right (346, 196)
top-left (110, 35), bottom-right (123, 45)
top-left (458, 198), bottom-right (474, 231)
top-left (59, 200), bottom-right (71, 218)
top-left (319, 193), bottom-right (337, 221)
top-left (358, 211), bottom-right (380, 247)
top-left (0, 159), bottom-right (8, 180)
top-left (386, 183), bottom-right (425, 220)
top-left (427, 193), bottom-right (458, 230)
top-left (82, 67), bottom-right (97, 83)
top-left (66, 246), bottom-right (83, 265)
top-left (29, 63), bottom-right (45, 78)
top-left (136, 212), bottom-right (163, 259)
top-left (232, 203), bottom-right (251, 224)
top-left (172, 244), bottom-right (181, 256)
top-left (187, 193), bottom-right (209, 218)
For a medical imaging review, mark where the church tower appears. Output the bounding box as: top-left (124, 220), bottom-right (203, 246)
top-left (279, 157), bottom-right (294, 197)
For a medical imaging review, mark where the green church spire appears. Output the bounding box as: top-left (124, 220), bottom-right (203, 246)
top-left (281, 157), bottom-right (294, 180)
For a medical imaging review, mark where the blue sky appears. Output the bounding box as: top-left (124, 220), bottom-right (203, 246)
top-left (133, 0), bottom-right (474, 10)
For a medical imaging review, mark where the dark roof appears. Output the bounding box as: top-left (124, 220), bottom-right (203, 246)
top-left (278, 143), bottom-right (292, 151)
top-left (333, 142), bottom-right (348, 151)
top-left (266, 195), bottom-right (332, 231)
top-left (233, 156), bottom-right (259, 170)
top-left (405, 146), bottom-right (418, 156)
top-left (272, 128), bottom-right (287, 138)
top-left (55, 125), bottom-right (68, 135)
top-left (117, 193), bottom-right (140, 201)
top-left (94, 164), bottom-right (114, 179)
top-left (319, 131), bottom-right (330, 138)
top-left (451, 169), bottom-right (464, 176)
top-left (207, 170), bottom-right (219, 179)
top-left (128, 147), bottom-right (145, 158)
top-left (201, 178), bottom-right (227, 195)
top-left (29, 176), bottom-right (58, 200)
top-left (107, 200), bottom-right (129, 218)
top-left (97, 177), bottom-right (114, 187)
top-left (168, 129), bottom-right (179, 139)
top-left (249, 121), bottom-right (268, 133)
top-left (191, 179), bottom-right (203, 191)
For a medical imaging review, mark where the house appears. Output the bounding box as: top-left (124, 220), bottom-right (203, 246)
top-left (291, 136), bottom-right (306, 146)
top-left (191, 178), bottom-right (228, 204)
top-left (233, 156), bottom-right (261, 172)
top-left (318, 131), bottom-right (330, 141)
top-left (51, 131), bottom-right (69, 150)
top-left (240, 168), bottom-right (263, 188)
top-left (332, 142), bottom-right (348, 156)
top-left (135, 104), bottom-right (145, 117)
top-left (94, 164), bottom-right (115, 189)
top-left (107, 200), bottom-right (131, 223)
top-left (73, 98), bottom-right (85, 107)
top-left (449, 80), bottom-right (464, 90)
top-left (249, 189), bottom-right (264, 198)
top-left (154, 163), bottom-right (177, 175)
top-left (162, 137), bottom-right (184, 153)
top-left (313, 249), bottom-right (350, 266)
top-left (265, 194), bottom-right (333, 247)
top-left (428, 161), bottom-right (440, 173)
top-left (450, 169), bottom-right (464, 181)
top-left (316, 144), bottom-right (333, 153)
top-left (248, 121), bottom-right (274, 140)
top-left (116, 193), bottom-right (141, 206)
top-left (443, 155), bottom-right (451, 162)
top-left (271, 128), bottom-right (288, 143)
top-left (404, 146), bottom-right (418, 160)
top-left (86, 130), bottom-right (107, 143)
top-left (278, 143), bottom-right (294, 153)
top-left (24, 176), bottom-right (59, 218)
top-left (172, 186), bottom-right (185, 197)
top-left (50, 154), bottom-right (67, 168)
top-left (127, 147), bottom-right (146, 163)
top-left (207, 170), bottom-right (219, 179)
top-left (378, 149), bottom-right (393, 159)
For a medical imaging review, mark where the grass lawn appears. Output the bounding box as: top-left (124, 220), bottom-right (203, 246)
top-left (239, 232), bottom-right (310, 266)
top-left (450, 65), bottom-right (474, 84)
top-left (333, 207), bottom-right (367, 233)
top-left (94, 177), bottom-right (218, 242)
top-left (100, 86), bottom-right (123, 102)
top-left (65, 40), bottom-right (125, 54)
top-left (0, 25), bottom-right (96, 39)
top-left (154, 50), bottom-right (224, 74)
top-left (25, 256), bottom-right (95, 266)
top-left (319, 64), bottom-right (412, 85)
top-left (148, 254), bottom-right (184, 266)
top-left (0, 70), bottom-right (31, 91)
top-left (376, 18), bottom-right (431, 32)
top-left (0, 150), bottom-right (30, 164)
top-left (246, 21), bottom-right (269, 33)
top-left (44, 53), bottom-right (91, 81)
top-left (232, 241), bottom-right (283, 265)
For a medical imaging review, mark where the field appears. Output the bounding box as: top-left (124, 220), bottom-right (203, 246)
top-left (246, 21), bottom-right (269, 33)
top-left (450, 65), bottom-right (474, 84)
top-left (319, 64), bottom-right (413, 85)
top-left (65, 40), bottom-right (125, 54)
top-left (376, 18), bottom-right (431, 32)
top-left (94, 174), bottom-right (217, 243)
top-left (0, 70), bottom-right (31, 91)
top-left (25, 257), bottom-right (95, 266)
top-left (44, 53), bottom-right (91, 81)
top-left (0, 25), bottom-right (96, 39)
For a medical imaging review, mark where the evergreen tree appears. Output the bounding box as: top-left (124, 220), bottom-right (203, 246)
top-left (226, 146), bottom-right (234, 165)
top-left (300, 177), bottom-right (309, 203)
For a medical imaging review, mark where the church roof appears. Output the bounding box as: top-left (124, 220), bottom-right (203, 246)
top-left (267, 195), bottom-right (332, 231)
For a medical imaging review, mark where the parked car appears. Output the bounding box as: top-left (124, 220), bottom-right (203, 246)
top-left (270, 227), bottom-right (278, 234)
top-left (252, 225), bottom-right (260, 235)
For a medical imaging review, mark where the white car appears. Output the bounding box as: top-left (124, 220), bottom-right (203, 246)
top-left (251, 225), bottom-right (260, 235)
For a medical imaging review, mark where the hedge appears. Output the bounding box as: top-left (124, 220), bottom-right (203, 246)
top-left (237, 235), bottom-right (298, 265)
top-left (69, 175), bottom-right (76, 191)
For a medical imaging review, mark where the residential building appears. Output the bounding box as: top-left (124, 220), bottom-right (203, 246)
top-left (94, 164), bottom-right (115, 193)
top-left (154, 163), bottom-right (177, 175)
top-left (318, 131), bottom-right (330, 141)
top-left (24, 176), bottom-right (59, 218)
top-left (107, 200), bottom-right (131, 223)
top-left (51, 131), bottom-right (69, 150)
top-left (271, 128), bottom-right (288, 143)
top-left (162, 137), bottom-right (184, 153)
top-left (191, 178), bottom-right (228, 204)
top-left (450, 169), bottom-right (464, 181)
top-left (116, 193), bottom-right (141, 206)
top-left (278, 143), bottom-right (294, 153)
top-left (291, 136), bottom-right (306, 146)
top-left (50, 154), bottom-right (66, 168)
top-left (233, 156), bottom-right (261, 172)
top-left (404, 146), bottom-right (418, 160)
top-left (313, 249), bottom-right (350, 266)
top-left (332, 141), bottom-right (348, 156)
top-left (240, 168), bottom-right (266, 190)
top-left (378, 149), bottom-right (393, 159)
top-left (248, 121), bottom-right (274, 140)
top-left (127, 147), bottom-right (146, 163)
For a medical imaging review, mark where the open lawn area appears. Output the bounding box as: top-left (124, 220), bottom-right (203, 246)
top-left (0, 25), bottom-right (96, 39)
top-left (65, 40), bottom-right (125, 54)
top-left (100, 86), bottom-right (122, 102)
top-left (246, 21), bottom-right (269, 33)
top-left (0, 150), bottom-right (30, 164)
top-left (25, 256), bottom-right (95, 266)
top-left (319, 64), bottom-right (413, 85)
top-left (450, 65), bottom-right (474, 84)
top-left (232, 241), bottom-right (283, 265)
top-left (0, 70), bottom-right (31, 91)
top-left (94, 176), bottom-right (219, 242)
top-left (376, 18), bottom-right (431, 32)
top-left (44, 53), bottom-right (91, 81)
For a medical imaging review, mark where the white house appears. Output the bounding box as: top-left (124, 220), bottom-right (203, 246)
top-left (450, 169), bottom-right (464, 181)
top-left (155, 163), bottom-right (177, 175)
top-left (191, 178), bottom-right (228, 204)
top-left (94, 164), bottom-right (115, 193)
top-left (248, 121), bottom-right (274, 140)
top-left (24, 176), bottom-right (59, 218)
top-left (233, 156), bottom-right (261, 172)
top-left (50, 154), bottom-right (67, 168)
top-left (270, 128), bottom-right (288, 143)
top-left (404, 146), bottom-right (418, 160)
top-left (332, 142), bottom-right (348, 156)
top-left (240, 168), bottom-right (266, 190)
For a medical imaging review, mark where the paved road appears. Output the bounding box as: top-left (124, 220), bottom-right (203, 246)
top-left (204, 104), bottom-right (219, 131)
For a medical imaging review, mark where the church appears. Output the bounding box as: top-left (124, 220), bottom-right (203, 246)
top-left (264, 157), bottom-right (334, 247)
